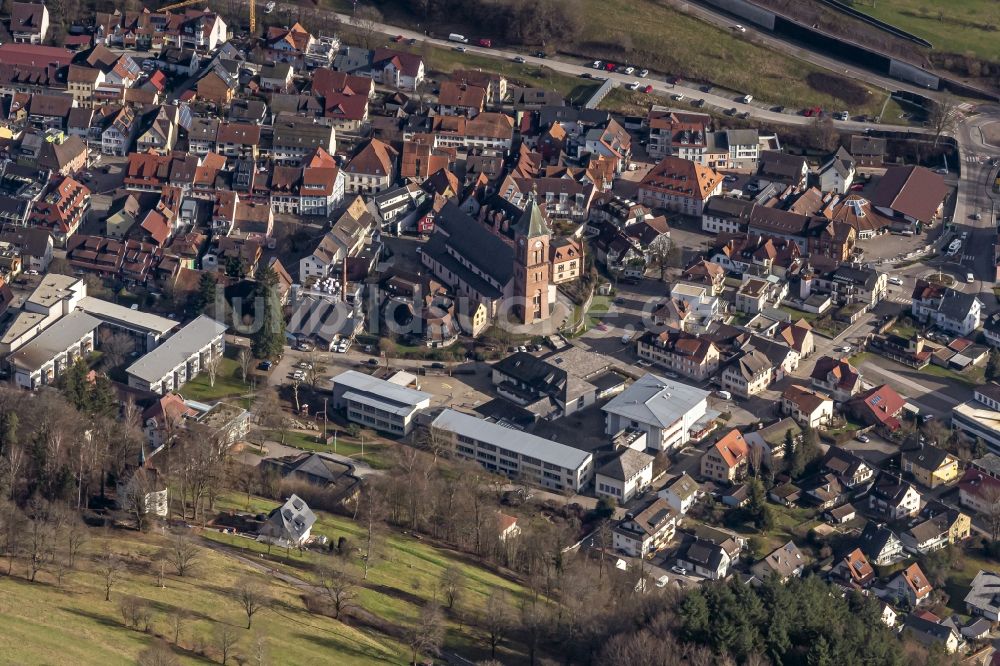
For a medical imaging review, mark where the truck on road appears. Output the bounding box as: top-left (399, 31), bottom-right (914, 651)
top-left (448, 33), bottom-right (469, 43)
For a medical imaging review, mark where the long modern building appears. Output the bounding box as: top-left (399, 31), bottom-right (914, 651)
top-left (126, 315), bottom-right (227, 394)
top-left (330, 370), bottom-right (431, 436)
top-left (76, 296), bottom-right (178, 352)
top-left (9, 310), bottom-right (100, 389)
top-left (429, 408), bottom-right (594, 492)
top-left (602, 373), bottom-right (712, 451)
top-left (953, 384), bottom-right (1000, 453)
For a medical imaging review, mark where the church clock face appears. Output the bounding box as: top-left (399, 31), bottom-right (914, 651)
top-left (534, 240), bottom-right (542, 248)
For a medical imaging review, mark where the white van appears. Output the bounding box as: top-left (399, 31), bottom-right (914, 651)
top-left (716, 390), bottom-right (732, 400)
top-left (967, 273), bottom-right (975, 283)
top-left (448, 33), bottom-right (468, 43)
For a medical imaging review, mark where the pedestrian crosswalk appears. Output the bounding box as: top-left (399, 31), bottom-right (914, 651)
top-left (886, 296), bottom-right (912, 305)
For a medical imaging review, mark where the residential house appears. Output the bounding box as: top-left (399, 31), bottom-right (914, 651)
top-left (682, 259), bottom-right (726, 296)
top-left (257, 494), bottom-right (316, 547)
top-left (776, 319), bottom-right (815, 358)
top-left (676, 538), bottom-right (731, 580)
top-left (700, 429), bottom-right (749, 484)
top-left (646, 108), bottom-right (711, 161)
top-left (116, 465), bottom-right (168, 518)
top-left (28, 176), bottom-right (90, 246)
top-left (781, 385), bottom-right (834, 428)
top-left (259, 62), bottom-right (293, 92)
top-left (437, 81), bottom-right (486, 117)
top-left (888, 563), bottom-right (933, 607)
top-left (901, 614), bottom-right (960, 654)
top-left (270, 114), bottom-right (336, 164)
top-left (964, 570), bottom-right (1000, 622)
top-left (846, 384), bottom-right (907, 435)
top-left (900, 513), bottom-right (951, 555)
top-left (959, 466), bottom-right (1000, 516)
top-left (371, 48), bottom-right (424, 91)
top-left (595, 448), bottom-right (655, 504)
top-left (659, 473), bottom-right (702, 515)
top-left (611, 497), bottom-right (677, 557)
top-left (821, 446), bottom-right (875, 489)
top-left (11, 3), bottom-right (48, 44)
top-left (582, 118), bottom-right (631, 173)
top-left (831, 547), bottom-right (875, 588)
top-left (637, 156), bottom-right (723, 216)
top-left (851, 135), bottom-right (886, 167)
top-left (751, 541), bottom-right (805, 582)
top-left (902, 444), bottom-right (960, 489)
top-left (758, 151), bottom-right (808, 190)
top-left (550, 238), bottom-right (582, 284)
top-left (635, 330), bottom-right (721, 381)
top-left (602, 373), bottom-right (711, 451)
top-left (817, 147), bottom-right (856, 194)
top-left (196, 63), bottom-right (236, 106)
top-left (810, 356), bottom-right (862, 402)
top-left (858, 521), bottom-right (904, 566)
top-left (344, 138), bottom-right (397, 194)
top-left (743, 417), bottom-right (801, 467)
top-left (101, 106), bottom-right (136, 156)
top-left (701, 196), bottom-right (754, 234)
top-left (911, 281), bottom-right (983, 337)
top-left (720, 348), bottom-right (772, 399)
top-left (869, 474), bottom-right (922, 520)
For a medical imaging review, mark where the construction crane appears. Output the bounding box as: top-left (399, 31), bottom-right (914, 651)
top-left (157, 0), bottom-right (255, 33)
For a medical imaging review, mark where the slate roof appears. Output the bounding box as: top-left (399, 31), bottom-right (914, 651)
top-left (261, 494), bottom-right (316, 544)
top-left (596, 448), bottom-right (654, 482)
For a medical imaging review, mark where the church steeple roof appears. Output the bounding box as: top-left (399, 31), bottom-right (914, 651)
top-left (514, 195), bottom-right (550, 239)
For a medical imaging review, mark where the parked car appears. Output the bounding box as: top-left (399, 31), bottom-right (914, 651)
top-left (534, 51), bottom-right (547, 58)
top-left (671, 565), bottom-right (688, 575)
top-left (453, 46), bottom-right (467, 52)
top-left (513, 55), bottom-right (525, 63)
top-left (856, 434), bottom-right (870, 443)
top-left (888, 276), bottom-right (903, 285)
top-left (257, 361), bottom-right (272, 371)
top-left (672, 93), bottom-right (684, 101)
top-left (638, 68), bottom-right (649, 77)
top-left (407, 38), bottom-right (417, 45)
top-left (392, 34), bottom-right (404, 42)
top-left (655, 575), bottom-right (670, 588)
top-left (741, 94), bottom-right (753, 103)
top-left (593, 60), bottom-right (603, 68)
top-left (366, 358), bottom-right (379, 366)
top-left (643, 84), bottom-right (653, 93)
top-left (477, 38), bottom-right (492, 47)
top-left (628, 81), bottom-right (641, 90)
top-left (716, 390), bottom-right (732, 400)
top-left (733, 24), bottom-right (746, 32)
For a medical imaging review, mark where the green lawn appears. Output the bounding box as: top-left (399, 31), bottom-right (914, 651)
top-left (263, 429), bottom-right (391, 469)
top-left (575, 0), bottom-right (889, 115)
top-left (848, 352), bottom-right (871, 366)
top-left (920, 362), bottom-right (986, 387)
top-left (0, 530), bottom-right (407, 665)
top-left (856, 0), bottom-right (1000, 61)
top-left (211, 493), bottom-right (534, 661)
top-left (178, 357), bottom-right (249, 402)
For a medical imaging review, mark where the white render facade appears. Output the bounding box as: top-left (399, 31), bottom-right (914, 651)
top-left (431, 409), bottom-right (594, 492)
top-left (125, 315), bottom-right (227, 395)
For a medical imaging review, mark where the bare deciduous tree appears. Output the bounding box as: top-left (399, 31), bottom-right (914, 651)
top-left (439, 565), bottom-right (463, 610)
top-left (237, 348), bottom-right (253, 384)
top-left (236, 577), bottom-right (268, 629)
top-left (167, 609), bottom-right (187, 645)
top-left (205, 350), bottom-right (222, 388)
top-left (97, 551), bottom-right (123, 601)
top-left (119, 594), bottom-right (152, 631)
top-left (137, 640), bottom-right (180, 666)
top-left (316, 561), bottom-right (358, 620)
top-left (101, 330), bottom-right (135, 369)
top-left (350, 5), bottom-right (383, 49)
top-left (164, 534), bottom-right (200, 577)
top-left (483, 590), bottom-right (511, 659)
top-left (408, 600), bottom-right (444, 665)
top-left (212, 623), bottom-right (240, 665)
top-left (929, 94), bottom-right (959, 147)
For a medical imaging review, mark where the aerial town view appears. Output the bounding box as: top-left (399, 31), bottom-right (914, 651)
top-left (1, 0), bottom-right (1000, 663)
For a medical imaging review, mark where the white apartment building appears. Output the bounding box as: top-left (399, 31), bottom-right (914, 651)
top-left (430, 408), bottom-right (594, 492)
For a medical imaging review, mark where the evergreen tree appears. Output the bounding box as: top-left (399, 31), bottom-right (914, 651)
top-left (783, 428), bottom-right (795, 459)
top-left (988, 350), bottom-right (1000, 381)
top-left (251, 265), bottom-right (285, 360)
top-left (189, 271), bottom-right (218, 316)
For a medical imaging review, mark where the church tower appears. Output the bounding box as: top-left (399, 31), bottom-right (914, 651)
top-left (512, 197), bottom-right (551, 324)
